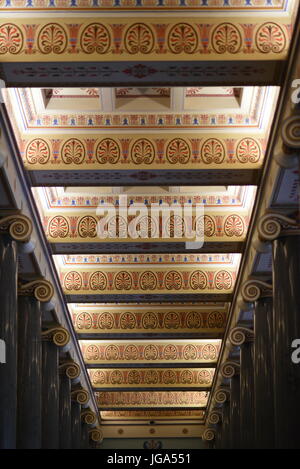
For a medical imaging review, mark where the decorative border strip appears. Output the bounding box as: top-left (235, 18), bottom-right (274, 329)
top-left (89, 368), bottom-right (215, 388)
top-left (81, 341), bottom-right (220, 363)
top-left (45, 213), bottom-right (248, 241)
top-left (60, 267), bottom-right (236, 293)
top-left (100, 410), bottom-right (205, 420)
top-left (0, 20), bottom-right (291, 61)
top-left (95, 391), bottom-right (209, 407)
top-left (21, 136), bottom-right (265, 169)
top-left (0, 0), bottom-right (287, 11)
top-left (72, 309), bottom-right (227, 333)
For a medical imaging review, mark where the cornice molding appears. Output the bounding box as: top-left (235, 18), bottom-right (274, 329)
top-left (18, 278), bottom-right (54, 302)
top-left (0, 214), bottom-right (32, 242)
top-left (41, 326), bottom-right (70, 347)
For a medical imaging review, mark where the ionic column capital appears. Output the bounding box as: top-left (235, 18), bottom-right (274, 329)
top-left (213, 386), bottom-right (230, 404)
top-left (258, 213), bottom-right (300, 242)
top-left (241, 278), bottom-right (272, 302)
top-left (0, 214), bottom-right (32, 242)
top-left (41, 326), bottom-right (70, 347)
top-left (81, 409), bottom-right (97, 425)
top-left (202, 428), bottom-right (216, 442)
top-left (18, 278), bottom-right (54, 302)
top-left (281, 114), bottom-right (300, 150)
top-left (88, 427), bottom-right (103, 443)
top-left (220, 361), bottom-right (240, 379)
top-left (228, 326), bottom-right (254, 347)
top-left (71, 388), bottom-right (90, 405)
top-left (59, 361), bottom-right (81, 379)
top-left (207, 409), bottom-right (222, 425)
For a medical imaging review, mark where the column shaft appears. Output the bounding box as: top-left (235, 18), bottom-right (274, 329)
top-left (0, 235), bottom-right (18, 449)
top-left (273, 235), bottom-right (300, 448)
top-left (42, 340), bottom-right (59, 449)
top-left (230, 375), bottom-right (240, 449)
top-left (81, 423), bottom-right (89, 449)
top-left (254, 297), bottom-right (274, 448)
top-left (71, 401), bottom-right (81, 449)
top-left (17, 296), bottom-right (42, 449)
top-left (240, 342), bottom-right (255, 448)
top-left (59, 373), bottom-right (72, 449)
top-left (221, 402), bottom-right (230, 449)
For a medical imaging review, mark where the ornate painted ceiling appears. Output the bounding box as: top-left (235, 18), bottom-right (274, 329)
top-left (0, 0), bottom-right (299, 442)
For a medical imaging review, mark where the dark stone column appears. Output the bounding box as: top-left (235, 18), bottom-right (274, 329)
top-left (273, 234), bottom-right (300, 448)
top-left (81, 423), bottom-right (89, 449)
top-left (0, 235), bottom-right (18, 449)
top-left (42, 340), bottom-right (59, 449)
top-left (17, 296), bottom-right (42, 449)
top-left (230, 375), bottom-right (240, 449)
top-left (71, 401), bottom-right (81, 449)
top-left (41, 327), bottom-right (70, 449)
top-left (221, 402), bottom-right (230, 449)
top-left (240, 340), bottom-right (255, 448)
top-left (254, 296), bottom-right (275, 448)
top-left (59, 372), bottom-right (72, 449)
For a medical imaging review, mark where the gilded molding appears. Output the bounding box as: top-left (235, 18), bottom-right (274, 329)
top-left (213, 387), bottom-right (230, 404)
top-left (207, 410), bottom-right (222, 425)
top-left (89, 427), bottom-right (103, 443)
top-left (220, 361), bottom-right (240, 379)
top-left (258, 213), bottom-right (299, 242)
top-left (81, 409), bottom-right (97, 425)
top-left (241, 278), bottom-right (272, 302)
top-left (228, 326), bottom-right (254, 346)
top-left (0, 214), bottom-right (32, 242)
top-left (59, 361), bottom-right (81, 379)
top-left (281, 114), bottom-right (300, 150)
top-left (202, 428), bottom-right (216, 442)
top-left (41, 326), bottom-right (70, 347)
top-left (71, 388), bottom-right (90, 405)
top-left (18, 278), bottom-right (54, 302)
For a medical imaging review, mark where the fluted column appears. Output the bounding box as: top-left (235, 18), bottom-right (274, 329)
top-left (242, 279), bottom-right (274, 448)
top-left (258, 213), bottom-right (300, 448)
top-left (229, 327), bottom-right (255, 448)
top-left (41, 327), bottom-right (70, 449)
top-left (220, 361), bottom-right (240, 449)
top-left (59, 361), bottom-right (81, 449)
top-left (71, 388), bottom-right (90, 449)
top-left (0, 235), bottom-right (17, 448)
top-left (0, 215), bottom-right (32, 449)
top-left (17, 278), bottom-right (54, 449)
